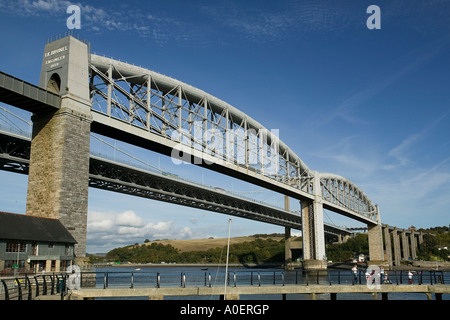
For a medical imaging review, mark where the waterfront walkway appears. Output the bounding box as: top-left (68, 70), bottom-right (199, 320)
top-left (2, 269), bottom-right (449, 300)
top-left (69, 283), bottom-right (450, 300)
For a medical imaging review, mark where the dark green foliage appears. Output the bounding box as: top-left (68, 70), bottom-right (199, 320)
top-left (106, 238), bottom-right (285, 264)
top-left (326, 233), bottom-right (369, 262)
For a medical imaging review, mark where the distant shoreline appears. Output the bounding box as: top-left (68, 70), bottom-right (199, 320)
top-left (93, 262), bottom-right (284, 269)
top-left (93, 261), bottom-right (450, 271)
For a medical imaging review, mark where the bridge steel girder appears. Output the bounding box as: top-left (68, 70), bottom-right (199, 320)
top-left (88, 54), bottom-right (382, 269)
top-left (0, 128), bottom-right (352, 239)
top-left (88, 55), bottom-right (379, 227)
top-left (88, 156), bottom-right (304, 229)
top-left (0, 71), bottom-right (60, 114)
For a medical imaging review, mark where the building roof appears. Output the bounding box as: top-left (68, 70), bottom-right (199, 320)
top-left (0, 212), bottom-right (77, 244)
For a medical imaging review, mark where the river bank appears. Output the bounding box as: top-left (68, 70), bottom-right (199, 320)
top-left (91, 260), bottom-right (450, 271)
top-left (328, 261), bottom-right (450, 271)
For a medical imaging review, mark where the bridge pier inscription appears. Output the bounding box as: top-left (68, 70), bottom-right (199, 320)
top-left (26, 36), bottom-right (92, 258)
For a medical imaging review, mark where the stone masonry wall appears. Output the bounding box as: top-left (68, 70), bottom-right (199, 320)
top-left (26, 101), bottom-right (91, 257)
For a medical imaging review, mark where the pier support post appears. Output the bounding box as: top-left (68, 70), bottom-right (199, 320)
top-left (301, 172), bottom-right (327, 272)
top-left (401, 230), bottom-right (410, 261)
top-left (392, 228), bottom-right (401, 266)
top-left (383, 225), bottom-right (393, 269)
top-left (367, 206), bottom-right (386, 266)
top-left (26, 36), bottom-right (92, 258)
top-left (410, 232), bottom-right (418, 260)
top-left (285, 227), bottom-right (293, 270)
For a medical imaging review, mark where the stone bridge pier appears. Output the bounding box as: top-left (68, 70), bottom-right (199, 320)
top-left (26, 36), bottom-right (92, 258)
top-left (383, 225), bottom-right (423, 269)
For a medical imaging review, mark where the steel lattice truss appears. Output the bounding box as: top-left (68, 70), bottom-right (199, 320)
top-left (0, 129), bottom-right (30, 174)
top-left (89, 55), bottom-right (310, 189)
top-left (88, 55), bottom-right (378, 224)
top-left (89, 156), bottom-right (304, 229)
top-left (320, 173), bottom-right (378, 223)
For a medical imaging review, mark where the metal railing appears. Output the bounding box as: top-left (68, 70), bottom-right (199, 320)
top-left (0, 273), bottom-right (67, 300)
top-left (83, 269), bottom-right (449, 289)
top-left (1, 269), bottom-right (448, 300)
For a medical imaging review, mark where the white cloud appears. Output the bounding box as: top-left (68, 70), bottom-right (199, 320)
top-left (86, 210), bottom-right (189, 252)
top-left (116, 210), bottom-right (143, 227)
top-left (384, 113), bottom-right (449, 170)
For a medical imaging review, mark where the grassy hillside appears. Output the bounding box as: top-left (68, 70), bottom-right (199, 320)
top-left (106, 234), bottom-right (287, 264)
top-left (146, 235), bottom-right (284, 253)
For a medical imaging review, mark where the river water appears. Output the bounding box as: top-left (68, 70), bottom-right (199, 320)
top-left (91, 265), bottom-right (449, 300)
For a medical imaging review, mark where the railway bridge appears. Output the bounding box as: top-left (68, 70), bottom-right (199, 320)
top-left (0, 35), bottom-right (403, 270)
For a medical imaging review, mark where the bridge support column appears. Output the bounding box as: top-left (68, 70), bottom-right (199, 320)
top-left (367, 206), bottom-right (386, 266)
top-left (410, 232), bottom-right (418, 260)
top-left (383, 225), bottom-right (393, 269)
top-left (26, 36), bottom-right (92, 258)
top-left (401, 230), bottom-right (410, 261)
top-left (285, 227), bottom-right (293, 270)
top-left (392, 228), bottom-right (401, 266)
top-left (301, 172), bottom-right (327, 272)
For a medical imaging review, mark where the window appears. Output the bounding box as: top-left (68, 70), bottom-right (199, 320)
top-left (32, 242), bottom-right (38, 255)
top-left (48, 242), bottom-right (54, 249)
top-left (6, 241), bottom-right (26, 253)
top-left (47, 73), bottom-right (61, 94)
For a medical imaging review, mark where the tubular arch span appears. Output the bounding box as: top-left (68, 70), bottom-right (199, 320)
top-left (88, 54), bottom-right (378, 225)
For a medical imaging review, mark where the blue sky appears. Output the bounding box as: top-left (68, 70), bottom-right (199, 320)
top-left (0, 0), bottom-right (449, 253)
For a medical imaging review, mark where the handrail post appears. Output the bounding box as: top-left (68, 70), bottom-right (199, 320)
top-left (43, 275), bottom-right (47, 295)
top-left (50, 273), bottom-right (55, 295)
top-left (180, 272), bottom-right (186, 288)
top-left (25, 275), bottom-right (32, 300)
top-left (1, 279), bottom-right (9, 300)
top-left (16, 278), bottom-right (22, 300)
top-left (34, 276), bottom-right (40, 297)
top-left (130, 272), bottom-right (134, 288)
top-left (156, 272), bottom-right (160, 288)
top-left (60, 274), bottom-right (67, 300)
